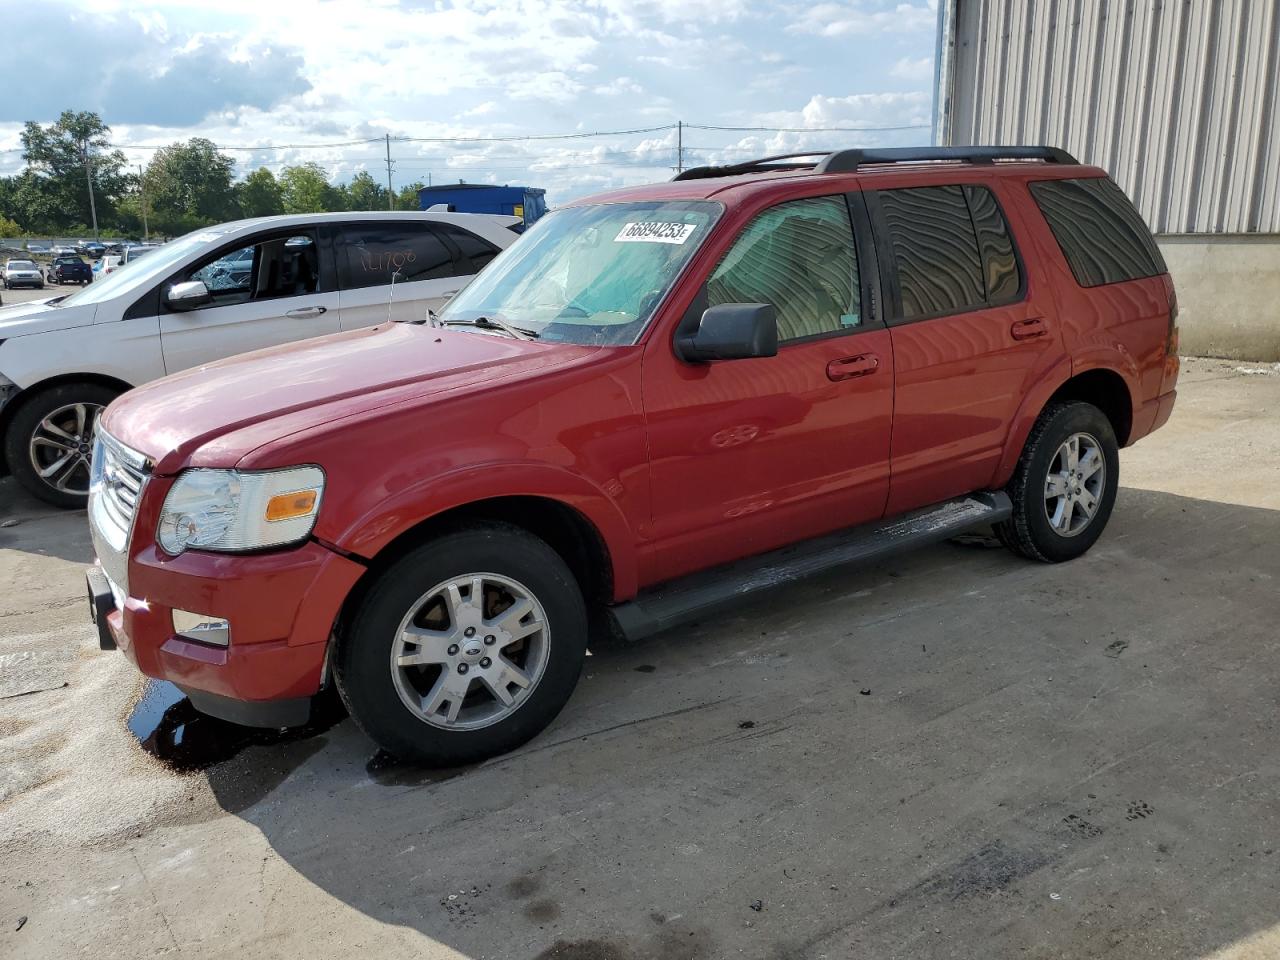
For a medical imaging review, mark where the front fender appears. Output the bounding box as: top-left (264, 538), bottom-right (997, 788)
top-left (328, 461), bottom-right (640, 601)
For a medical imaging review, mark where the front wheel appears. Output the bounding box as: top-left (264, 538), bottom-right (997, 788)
top-left (3, 382), bottom-right (118, 509)
top-left (995, 401), bottom-right (1120, 563)
top-left (334, 523), bottom-right (588, 765)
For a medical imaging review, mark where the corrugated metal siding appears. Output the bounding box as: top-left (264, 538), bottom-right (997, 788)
top-left (942, 0), bottom-right (1280, 234)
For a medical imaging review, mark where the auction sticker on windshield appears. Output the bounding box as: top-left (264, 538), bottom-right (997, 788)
top-left (614, 222), bottom-right (697, 244)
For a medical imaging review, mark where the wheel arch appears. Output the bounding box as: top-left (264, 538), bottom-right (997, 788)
top-left (329, 494), bottom-right (618, 666)
top-left (994, 362), bottom-right (1136, 489)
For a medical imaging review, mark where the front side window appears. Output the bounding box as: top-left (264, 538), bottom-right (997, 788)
top-left (337, 222), bottom-right (455, 291)
top-left (185, 233), bottom-right (319, 307)
top-left (706, 195), bottom-right (861, 343)
top-left (439, 200), bottom-right (719, 346)
top-left (877, 184), bottom-right (987, 321)
top-left (1030, 177), bottom-right (1166, 287)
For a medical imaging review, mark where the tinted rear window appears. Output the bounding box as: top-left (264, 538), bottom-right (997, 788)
top-left (337, 222), bottom-right (459, 290)
top-left (1030, 177), bottom-right (1166, 287)
top-left (877, 184), bottom-right (987, 321)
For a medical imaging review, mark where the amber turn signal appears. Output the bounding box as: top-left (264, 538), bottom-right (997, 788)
top-left (265, 490), bottom-right (318, 522)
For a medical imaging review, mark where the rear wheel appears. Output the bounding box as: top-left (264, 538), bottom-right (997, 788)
top-left (334, 523), bottom-right (588, 766)
top-left (995, 401), bottom-right (1119, 563)
top-left (4, 382), bottom-right (118, 509)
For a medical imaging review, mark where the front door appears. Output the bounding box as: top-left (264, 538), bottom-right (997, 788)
top-left (158, 231), bottom-right (340, 373)
top-left (640, 192), bottom-right (893, 585)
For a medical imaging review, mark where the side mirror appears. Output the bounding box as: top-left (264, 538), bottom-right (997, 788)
top-left (676, 302), bottom-right (778, 362)
top-left (165, 279), bottom-right (211, 310)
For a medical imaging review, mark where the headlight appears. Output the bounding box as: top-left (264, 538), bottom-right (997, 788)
top-left (156, 466), bottom-right (325, 556)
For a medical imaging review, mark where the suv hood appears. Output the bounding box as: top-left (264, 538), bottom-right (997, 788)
top-left (0, 298), bottom-right (95, 338)
top-left (103, 322), bottom-right (600, 474)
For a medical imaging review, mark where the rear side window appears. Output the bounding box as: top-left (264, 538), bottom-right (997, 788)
top-left (706, 195), bottom-right (861, 343)
top-left (964, 185), bottom-right (1021, 304)
top-left (1030, 177), bottom-right (1166, 287)
top-left (876, 185), bottom-right (987, 321)
top-left (337, 222), bottom-right (458, 290)
top-left (433, 223), bottom-right (501, 273)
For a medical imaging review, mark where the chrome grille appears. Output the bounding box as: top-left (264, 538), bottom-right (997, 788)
top-left (88, 431), bottom-right (151, 595)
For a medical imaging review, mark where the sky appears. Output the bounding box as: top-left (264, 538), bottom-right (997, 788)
top-left (3, 0), bottom-right (940, 204)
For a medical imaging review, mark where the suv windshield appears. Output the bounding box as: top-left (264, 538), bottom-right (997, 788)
top-left (57, 232), bottom-right (225, 307)
top-left (439, 200), bottom-right (720, 345)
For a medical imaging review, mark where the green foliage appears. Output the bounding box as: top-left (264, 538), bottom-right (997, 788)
top-left (396, 181), bottom-right (426, 211)
top-left (346, 170), bottom-right (389, 211)
top-left (236, 167), bottom-right (285, 218)
top-left (142, 138), bottom-right (237, 235)
top-left (0, 214), bottom-right (21, 238)
top-left (16, 111), bottom-right (129, 233)
top-left (280, 162), bottom-right (344, 214)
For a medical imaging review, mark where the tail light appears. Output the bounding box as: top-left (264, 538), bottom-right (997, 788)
top-left (1162, 275), bottom-right (1179, 356)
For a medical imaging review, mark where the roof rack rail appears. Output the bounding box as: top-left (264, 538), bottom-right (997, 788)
top-left (672, 145), bottom-right (1078, 181)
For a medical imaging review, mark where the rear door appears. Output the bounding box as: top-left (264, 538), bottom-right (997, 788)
top-left (866, 180), bottom-right (1061, 514)
top-left (641, 192), bottom-right (894, 582)
top-left (334, 220), bottom-right (497, 328)
top-left (158, 230), bottom-right (340, 373)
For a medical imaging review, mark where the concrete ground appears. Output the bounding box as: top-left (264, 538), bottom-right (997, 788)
top-left (1, 358), bottom-right (1278, 960)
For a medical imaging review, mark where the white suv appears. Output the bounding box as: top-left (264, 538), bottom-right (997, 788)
top-left (0, 210), bottom-right (519, 507)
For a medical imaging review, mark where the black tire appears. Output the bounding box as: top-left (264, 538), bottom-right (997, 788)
top-left (334, 522), bottom-right (588, 766)
top-left (4, 381), bottom-right (119, 509)
top-left (995, 401), bottom-right (1120, 563)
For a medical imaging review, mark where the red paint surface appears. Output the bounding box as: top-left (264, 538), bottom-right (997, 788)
top-left (98, 161), bottom-right (1178, 708)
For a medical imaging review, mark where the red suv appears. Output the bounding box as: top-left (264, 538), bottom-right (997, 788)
top-left (86, 146), bottom-right (1179, 764)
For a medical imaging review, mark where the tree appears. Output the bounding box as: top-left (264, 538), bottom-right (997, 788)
top-left (143, 138), bottom-right (237, 235)
top-left (346, 170), bottom-right (388, 211)
top-left (396, 181), bottom-right (426, 211)
top-left (236, 167), bottom-right (285, 218)
top-left (279, 162), bottom-right (343, 214)
top-left (0, 214), bottom-right (21, 238)
top-left (20, 111), bottom-right (129, 235)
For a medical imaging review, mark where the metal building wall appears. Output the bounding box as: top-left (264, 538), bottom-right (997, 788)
top-left (937, 0), bottom-right (1280, 235)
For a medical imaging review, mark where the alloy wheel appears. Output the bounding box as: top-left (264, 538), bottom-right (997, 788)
top-left (1043, 431), bottom-right (1105, 537)
top-left (390, 572), bottom-right (550, 731)
top-left (27, 402), bottom-right (103, 497)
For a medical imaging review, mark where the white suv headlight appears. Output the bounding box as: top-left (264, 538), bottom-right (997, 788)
top-left (157, 466), bottom-right (325, 556)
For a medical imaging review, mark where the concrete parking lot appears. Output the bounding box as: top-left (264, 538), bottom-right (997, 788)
top-left (1, 358), bottom-right (1278, 960)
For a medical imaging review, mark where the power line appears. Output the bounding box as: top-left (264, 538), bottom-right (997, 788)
top-left (685, 122), bottom-right (930, 133)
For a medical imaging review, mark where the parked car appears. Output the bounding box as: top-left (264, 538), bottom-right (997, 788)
top-left (91, 254), bottom-right (123, 281)
top-left (25, 242), bottom-right (51, 255)
top-left (46, 255), bottom-right (92, 285)
top-left (50, 245), bottom-right (78, 258)
top-left (81, 241), bottom-right (106, 260)
top-left (81, 146), bottom-right (1180, 765)
top-left (0, 211), bottom-right (518, 506)
top-left (2, 259), bottom-right (44, 290)
top-left (120, 244), bottom-right (156, 265)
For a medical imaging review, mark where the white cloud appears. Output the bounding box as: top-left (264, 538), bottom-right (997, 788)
top-left (890, 55), bottom-right (933, 81)
top-left (788, 2), bottom-right (936, 38)
top-left (460, 101), bottom-right (499, 118)
top-left (593, 77), bottom-right (646, 96)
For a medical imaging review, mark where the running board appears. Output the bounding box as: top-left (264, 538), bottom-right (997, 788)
top-left (607, 492), bottom-right (1011, 643)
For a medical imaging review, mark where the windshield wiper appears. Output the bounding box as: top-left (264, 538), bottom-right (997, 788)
top-left (440, 315), bottom-right (539, 340)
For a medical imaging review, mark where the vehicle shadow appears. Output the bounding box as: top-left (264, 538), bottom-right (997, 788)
top-left (203, 486), bottom-right (1280, 959)
top-left (0, 477), bottom-right (94, 564)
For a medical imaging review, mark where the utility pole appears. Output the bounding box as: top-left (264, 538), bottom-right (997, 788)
top-left (82, 143), bottom-right (99, 240)
top-left (676, 120), bottom-right (684, 174)
top-left (385, 134), bottom-right (395, 210)
top-left (138, 164), bottom-right (149, 242)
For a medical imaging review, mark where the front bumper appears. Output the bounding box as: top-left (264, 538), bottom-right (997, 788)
top-left (5, 277), bottom-right (43, 287)
top-left (90, 539), bottom-right (365, 724)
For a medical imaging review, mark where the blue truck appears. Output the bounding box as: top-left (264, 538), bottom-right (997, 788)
top-left (417, 183), bottom-right (547, 230)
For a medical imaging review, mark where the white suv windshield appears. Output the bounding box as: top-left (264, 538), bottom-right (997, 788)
top-left (438, 200), bottom-right (720, 345)
top-left (56, 232), bottom-right (227, 307)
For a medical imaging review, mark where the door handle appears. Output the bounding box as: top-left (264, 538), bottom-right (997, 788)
top-left (826, 353), bottom-right (880, 381)
top-left (286, 306), bottom-right (328, 319)
top-left (1011, 317), bottom-right (1048, 341)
